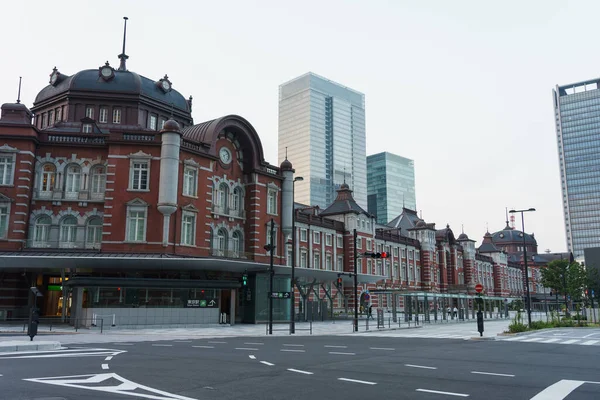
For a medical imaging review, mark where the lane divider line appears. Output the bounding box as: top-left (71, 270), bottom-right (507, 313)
top-left (324, 345), bottom-right (347, 348)
top-left (173, 341), bottom-right (192, 343)
top-left (471, 371), bottom-right (514, 377)
top-left (249, 355), bottom-right (256, 360)
top-left (151, 344), bottom-right (173, 347)
top-left (235, 348), bottom-right (258, 351)
top-left (260, 361), bottom-right (275, 366)
top-left (104, 356), bottom-right (113, 361)
top-left (338, 378), bottom-right (377, 385)
top-left (329, 352), bottom-right (355, 356)
top-left (192, 345), bottom-right (214, 349)
top-left (287, 368), bottom-right (313, 375)
top-left (112, 343), bottom-right (134, 346)
top-left (370, 347), bottom-right (395, 351)
top-left (101, 364), bottom-right (109, 370)
top-left (405, 364), bottom-right (437, 370)
top-left (416, 389), bottom-right (469, 397)
top-left (281, 349), bottom-right (305, 353)
top-left (283, 344), bottom-right (304, 347)
top-left (208, 341), bottom-right (227, 344)
top-left (245, 342), bottom-right (264, 345)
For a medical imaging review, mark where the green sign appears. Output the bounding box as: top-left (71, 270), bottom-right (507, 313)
top-left (47, 285), bottom-right (62, 291)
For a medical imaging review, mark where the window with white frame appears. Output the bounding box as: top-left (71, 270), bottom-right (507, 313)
top-left (366, 239), bottom-right (371, 250)
top-left (314, 253), bottom-right (320, 269)
top-left (40, 164), bottom-right (56, 193)
top-left (126, 205), bottom-right (147, 242)
top-left (65, 165), bottom-right (81, 197)
top-left (90, 166), bottom-right (106, 197)
top-left (56, 108), bottom-right (62, 122)
top-left (266, 225), bottom-right (277, 250)
top-left (325, 234), bottom-right (332, 246)
top-left (216, 183), bottom-right (228, 211)
top-left (300, 251), bottom-right (307, 268)
top-left (85, 106), bottom-right (94, 119)
top-left (48, 110), bottom-right (54, 125)
top-left (82, 124), bottom-right (93, 133)
top-left (300, 229), bottom-right (307, 242)
top-left (42, 114), bottom-right (48, 128)
top-left (357, 237), bottom-right (362, 249)
top-left (0, 204), bottom-right (9, 238)
top-left (367, 259), bottom-right (372, 274)
top-left (402, 248), bottom-right (406, 258)
top-left (181, 213), bottom-right (196, 246)
top-left (60, 216), bottom-right (77, 247)
top-left (0, 155), bottom-right (14, 185)
top-left (287, 249), bottom-right (293, 266)
top-left (129, 161), bottom-right (149, 190)
top-left (216, 228), bottom-right (228, 255)
top-left (231, 187), bottom-right (243, 215)
top-left (113, 108), bottom-right (122, 124)
top-left (159, 118), bottom-right (166, 130)
top-left (393, 247), bottom-right (399, 257)
top-left (33, 215), bottom-right (51, 247)
top-left (86, 218), bottom-right (102, 249)
top-left (326, 254), bottom-right (332, 271)
top-left (99, 107), bottom-right (108, 123)
top-left (337, 235), bottom-right (343, 248)
top-left (183, 167), bottom-right (197, 197)
top-left (232, 231), bottom-right (243, 256)
top-left (267, 189), bottom-right (277, 215)
top-left (313, 231), bottom-right (320, 244)
top-left (149, 115), bottom-right (157, 130)
top-left (337, 255), bottom-right (343, 271)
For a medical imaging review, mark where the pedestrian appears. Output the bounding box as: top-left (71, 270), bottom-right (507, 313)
top-left (453, 306), bottom-right (458, 318)
top-left (368, 305), bottom-right (373, 319)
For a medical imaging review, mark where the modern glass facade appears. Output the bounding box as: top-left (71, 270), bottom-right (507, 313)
top-left (278, 73), bottom-right (367, 209)
top-left (367, 152), bottom-right (416, 224)
top-left (553, 79), bottom-right (600, 258)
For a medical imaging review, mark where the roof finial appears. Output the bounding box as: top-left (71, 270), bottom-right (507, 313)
top-left (402, 194), bottom-right (405, 208)
top-left (343, 165), bottom-right (346, 185)
top-left (486, 222), bottom-right (489, 233)
top-left (118, 17), bottom-right (129, 71)
top-left (16, 77), bottom-right (22, 104)
top-left (461, 224), bottom-right (464, 234)
top-left (285, 146), bottom-right (288, 160)
top-left (505, 207), bottom-right (510, 229)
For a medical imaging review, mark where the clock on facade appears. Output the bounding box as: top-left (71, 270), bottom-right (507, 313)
top-left (50, 68), bottom-right (59, 86)
top-left (99, 62), bottom-right (114, 81)
top-left (158, 74), bottom-right (172, 93)
top-left (219, 147), bottom-right (232, 164)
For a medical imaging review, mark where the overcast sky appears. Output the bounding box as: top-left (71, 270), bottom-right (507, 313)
top-left (2, 0), bottom-right (598, 253)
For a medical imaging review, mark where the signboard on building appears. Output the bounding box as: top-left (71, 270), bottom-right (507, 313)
top-left (186, 299), bottom-right (218, 308)
top-left (269, 292), bottom-right (291, 299)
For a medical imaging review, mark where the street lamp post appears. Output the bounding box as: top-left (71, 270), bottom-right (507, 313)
top-left (290, 176), bottom-right (303, 334)
top-left (509, 208), bottom-right (536, 327)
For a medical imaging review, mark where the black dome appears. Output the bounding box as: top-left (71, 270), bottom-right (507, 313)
top-left (491, 228), bottom-right (536, 245)
top-left (34, 69), bottom-right (190, 113)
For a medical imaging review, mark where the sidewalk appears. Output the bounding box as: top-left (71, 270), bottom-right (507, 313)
top-left (0, 318), bottom-right (511, 348)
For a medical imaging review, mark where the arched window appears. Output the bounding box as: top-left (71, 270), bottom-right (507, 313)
top-left (40, 164), bottom-right (56, 196)
top-left (33, 215), bottom-right (52, 247)
top-left (90, 166), bottom-right (106, 199)
top-left (86, 218), bottom-right (102, 249)
top-left (231, 187), bottom-right (243, 216)
top-left (217, 228), bottom-right (228, 256)
top-left (232, 231), bottom-right (243, 257)
top-left (65, 165), bottom-right (81, 198)
top-left (216, 183), bottom-right (229, 213)
top-left (60, 216), bottom-right (78, 247)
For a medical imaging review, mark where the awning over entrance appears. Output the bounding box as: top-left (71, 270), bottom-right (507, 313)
top-left (64, 277), bottom-right (241, 289)
top-left (273, 264), bottom-right (386, 284)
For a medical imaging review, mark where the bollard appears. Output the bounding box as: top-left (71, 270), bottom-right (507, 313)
top-left (477, 311), bottom-right (484, 337)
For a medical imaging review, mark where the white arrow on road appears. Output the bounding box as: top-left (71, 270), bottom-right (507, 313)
top-left (24, 372), bottom-right (198, 400)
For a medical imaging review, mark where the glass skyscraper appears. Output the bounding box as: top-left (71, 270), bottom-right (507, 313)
top-left (278, 72), bottom-right (367, 209)
top-left (553, 79), bottom-right (600, 258)
top-left (366, 152), bottom-right (416, 224)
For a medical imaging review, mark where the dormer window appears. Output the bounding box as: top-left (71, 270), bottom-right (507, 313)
top-left (82, 124), bottom-right (93, 133)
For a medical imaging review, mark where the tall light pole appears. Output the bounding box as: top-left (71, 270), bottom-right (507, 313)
top-left (290, 176), bottom-right (303, 334)
top-left (509, 208), bottom-right (536, 327)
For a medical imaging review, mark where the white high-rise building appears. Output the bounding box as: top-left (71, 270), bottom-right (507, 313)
top-left (278, 72), bottom-right (367, 209)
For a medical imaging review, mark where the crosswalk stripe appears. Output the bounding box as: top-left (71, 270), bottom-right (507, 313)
top-left (521, 337), bottom-right (544, 342)
top-left (540, 338), bottom-right (560, 343)
top-left (562, 339), bottom-right (579, 344)
top-left (580, 340), bottom-right (599, 345)
top-left (502, 337), bottom-right (521, 341)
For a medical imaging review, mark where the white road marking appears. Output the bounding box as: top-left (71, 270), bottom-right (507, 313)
top-left (562, 339), bottom-right (579, 344)
top-left (471, 371), bottom-right (514, 377)
top-left (235, 348), bottom-right (258, 351)
top-left (101, 364), bottom-right (109, 370)
top-left (522, 337), bottom-right (544, 342)
top-left (105, 356), bottom-right (113, 361)
top-left (338, 378), bottom-right (377, 385)
top-left (329, 352), bottom-right (355, 356)
top-left (405, 364), bottom-right (437, 370)
top-left (369, 347), bottom-right (395, 351)
top-left (173, 341), bottom-right (192, 343)
top-left (583, 332), bottom-right (600, 338)
top-left (417, 389), bottom-right (469, 397)
top-left (151, 344), bottom-right (173, 347)
top-left (287, 368), bottom-right (313, 375)
top-left (580, 340), bottom-right (599, 346)
top-left (208, 341), bottom-right (227, 344)
top-left (260, 361), bottom-right (275, 366)
top-left (324, 345), bottom-right (347, 348)
top-left (540, 339), bottom-right (560, 343)
top-left (249, 355), bottom-right (256, 360)
top-left (112, 343), bottom-right (134, 346)
top-left (1, 351), bottom-right (126, 359)
top-left (244, 342), bottom-right (264, 345)
top-left (192, 345), bottom-right (214, 349)
top-left (24, 372), bottom-right (197, 400)
top-left (280, 349), bottom-right (305, 353)
top-left (530, 379), bottom-right (587, 400)
top-left (283, 344), bottom-right (304, 347)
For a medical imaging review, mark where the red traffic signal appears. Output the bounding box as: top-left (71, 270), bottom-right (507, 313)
top-left (337, 277), bottom-right (342, 285)
top-left (364, 252), bottom-right (390, 259)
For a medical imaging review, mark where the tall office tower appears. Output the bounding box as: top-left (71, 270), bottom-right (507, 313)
top-left (278, 72), bottom-right (367, 209)
top-left (366, 152), bottom-right (416, 224)
top-left (553, 79), bottom-right (600, 258)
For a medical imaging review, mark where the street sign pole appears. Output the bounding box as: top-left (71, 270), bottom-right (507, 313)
top-left (353, 229), bottom-right (359, 333)
top-left (268, 218), bottom-right (275, 335)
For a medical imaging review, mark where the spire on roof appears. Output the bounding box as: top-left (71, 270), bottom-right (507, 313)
top-left (504, 207), bottom-right (511, 229)
top-left (118, 17), bottom-right (129, 71)
top-left (16, 77), bottom-right (22, 104)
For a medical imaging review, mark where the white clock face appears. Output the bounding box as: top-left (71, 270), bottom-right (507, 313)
top-left (50, 73), bottom-right (58, 85)
top-left (219, 147), bottom-right (231, 164)
top-left (101, 67), bottom-right (112, 77)
top-left (161, 80), bottom-right (170, 91)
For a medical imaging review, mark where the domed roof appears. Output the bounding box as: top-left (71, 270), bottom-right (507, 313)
top-left (160, 119), bottom-right (181, 133)
top-left (34, 68), bottom-right (190, 113)
top-left (491, 227), bottom-right (536, 245)
top-left (457, 232), bottom-right (469, 240)
top-left (415, 220), bottom-right (426, 228)
top-left (280, 158), bottom-right (293, 170)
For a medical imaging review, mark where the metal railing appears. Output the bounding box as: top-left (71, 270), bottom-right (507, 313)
top-left (211, 205), bottom-right (246, 219)
top-left (24, 239), bottom-right (101, 250)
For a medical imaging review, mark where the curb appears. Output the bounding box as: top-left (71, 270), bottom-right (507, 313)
top-left (0, 341), bottom-right (61, 353)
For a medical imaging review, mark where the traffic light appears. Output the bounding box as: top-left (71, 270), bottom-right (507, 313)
top-left (242, 272), bottom-right (248, 286)
top-left (364, 252), bottom-right (390, 258)
top-left (337, 276), bottom-right (342, 285)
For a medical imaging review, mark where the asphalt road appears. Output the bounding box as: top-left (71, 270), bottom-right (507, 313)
top-left (1, 335), bottom-right (600, 400)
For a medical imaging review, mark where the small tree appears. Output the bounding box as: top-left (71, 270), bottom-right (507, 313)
top-left (540, 260), bottom-right (587, 316)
